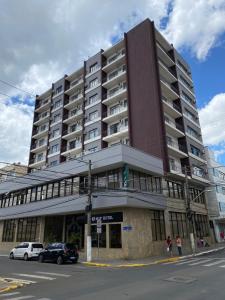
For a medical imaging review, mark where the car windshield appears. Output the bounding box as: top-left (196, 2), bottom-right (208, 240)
top-left (32, 243), bottom-right (43, 248)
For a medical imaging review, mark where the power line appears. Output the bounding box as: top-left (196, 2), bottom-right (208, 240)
top-left (0, 79), bottom-right (35, 97)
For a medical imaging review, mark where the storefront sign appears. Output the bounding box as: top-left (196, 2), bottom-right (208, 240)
top-left (91, 212), bottom-right (123, 224)
top-left (123, 225), bottom-right (132, 231)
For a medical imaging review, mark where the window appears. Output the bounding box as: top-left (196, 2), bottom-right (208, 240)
top-left (91, 225), bottom-right (106, 247)
top-left (110, 104), bottom-right (120, 115)
top-left (55, 85), bottom-right (62, 95)
top-left (150, 210), bottom-right (166, 241)
top-left (124, 118), bottom-right (128, 127)
top-left (89, 111), bottom-right (98, 121)
top-left (50, 144), bottom-right (59, 154)
top-left (53, 114), bottom-right (61, 124)
top-left (187, 126), bottom-right (199, 139)
top-left (193, 166), bottom-right (205, 178)
top-left (185, 109), bottom-right (196, 122)
top-left (194, 214), bottom-right (209, 237)
top-left (89, 94), bottom-right (98, 105)
top-left (190, 145), bottom-right (200, 157)
top-left (166, 180), bottom-right (184, 199)
top-left (38, 138), bottom-right (45, 147)
top-left (52, 128), bottom-right (60, 138)
top-left (17, 217), bottom-right (39, 242)
top-left (89, 78), bottom-right (98, 89)
top-left (182, 91), bottom-right (195, 105)
top-left (110, 123), bottom-right (119, 134)
top-left (2, 219), bottom-right (16, 242)
top-left (53, 99), bottom-right (62, 110)
top-left (89, 63), bottom-right (98, 73)
top-left (40, 124), bottom-right (47, 132)
top-left (37, 153), bottom-right (44, 162)
top-left (169, 212), bottom-right (188, 238)
top-left (109, 224), bottom-right (122, 248)
top-left (88, 128), bottom-right (98, 139)
top-left (50, 160), bottom-right (58, 167)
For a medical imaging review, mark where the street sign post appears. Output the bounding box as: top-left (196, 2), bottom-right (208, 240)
top-left (96, 219), bottom-right (102, 258)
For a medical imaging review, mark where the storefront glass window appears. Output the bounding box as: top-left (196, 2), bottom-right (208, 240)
top-left (109, 224), bottom-right (122, 248)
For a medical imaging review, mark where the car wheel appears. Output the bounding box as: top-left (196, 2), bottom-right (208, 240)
top-left (9, 253), bottom-right (14, 260)
top-left (24, 253), bottom-right (29, 261)
top-left (38, 255), bottom-right (44, 263)
top-left (56, 256), bottom-right (63, 265)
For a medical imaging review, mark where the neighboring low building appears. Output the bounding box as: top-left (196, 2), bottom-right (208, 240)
top-left (205, 147), bottom-right (225, 242)
top-left (0, 163), bottom-right (28, 183)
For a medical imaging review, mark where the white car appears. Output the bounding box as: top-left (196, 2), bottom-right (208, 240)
top-left (9, 242), bottom-right (44, 261)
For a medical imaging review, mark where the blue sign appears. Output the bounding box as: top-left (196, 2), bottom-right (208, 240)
top-left (123, 225), bottom-right (132, 231)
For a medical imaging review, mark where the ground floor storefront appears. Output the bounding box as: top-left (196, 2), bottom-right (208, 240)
top-left (0, 207), bottom-right (212, 259)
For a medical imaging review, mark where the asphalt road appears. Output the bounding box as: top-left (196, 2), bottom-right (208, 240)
top-left (1, 250), bottom-right (225, 300)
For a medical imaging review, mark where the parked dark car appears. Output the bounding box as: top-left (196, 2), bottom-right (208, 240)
top-left (38, 243), bottom-right (79, 265)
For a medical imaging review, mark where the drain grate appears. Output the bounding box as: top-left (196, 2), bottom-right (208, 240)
top-left (165, 276), bottom-right (197, 284)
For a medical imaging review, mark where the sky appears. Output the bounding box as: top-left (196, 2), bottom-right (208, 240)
top-left (0, 0), bottom-right (225, 166)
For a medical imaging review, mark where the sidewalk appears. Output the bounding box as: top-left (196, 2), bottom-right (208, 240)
top-left (82, 243), bottom-right (225, 268)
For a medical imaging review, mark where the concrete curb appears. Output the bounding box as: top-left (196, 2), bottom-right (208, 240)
top-left (82, 247), bottom-right (225, 268)
top-left (82, 257), bottom-right (181, 268)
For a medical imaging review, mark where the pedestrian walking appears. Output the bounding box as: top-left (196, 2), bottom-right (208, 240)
top-left (166, 236), bottom-right (173, 257)
top-left (176, 235), bottom-right (182, 256)
top-left (220, 231), bottom-right (224, 241)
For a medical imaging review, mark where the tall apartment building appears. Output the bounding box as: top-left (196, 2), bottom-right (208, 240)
top-left (0, 19), bottom-right (211, 259)
top-left (28, 19), bottom-right (207, 184)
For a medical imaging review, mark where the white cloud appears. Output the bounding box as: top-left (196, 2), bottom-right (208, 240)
top-left (0, 99), bottom-right (33, 164)
top-left (163, 0), bottom-right (225, 60)
top-left (199, 93), bottom-right (225, 145)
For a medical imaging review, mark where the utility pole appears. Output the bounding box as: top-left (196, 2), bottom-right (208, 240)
top-left (86, 159), bottom-right (92, 262)
top-left (184, 166), bottom-right (195, 254)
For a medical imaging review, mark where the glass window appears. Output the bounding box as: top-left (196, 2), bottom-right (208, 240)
top-left (89, 63), bottom-right (98, 73)
top-left (53, 114), bottom-right (61, 123)
top-left (53, 99), bottom-right (62, 109)
top-left (89, 111), bottom-right (98, 121)
top-left (150, 210), bottom-right (166, 241)
top-left (37, 153), bottom-right (44, 161)
top-left (17, 217), bottom-right (38, 242)
top-left (169, 212), bottom-right (188, 238)
top-left (109, 224), bottom-right (122, 248)
top-left (2, 219), bottom-right (16, 242)
top-left (190, 145), bottom-right (200, 157)
top-left (89, 94), bottom-right (98, 105)
top-left (88, 128), bottom-right (98, 139)
top-left (89, 78), bottom-right (98, 88)
top-left (91, 225), bottom-right (106, 247)
top-left (50, 144), bottom-right (59, 154)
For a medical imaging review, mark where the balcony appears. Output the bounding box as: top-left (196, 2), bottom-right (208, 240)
top-left (102, 84), bottom-right (127, 106)
top-left (30, 142), bottom-right (47, 153)
top-left (103, 125), bottom-right (128, 143)
top-left (64, 93), bottom-right (83, 110)
top-left (102, 66), bottom-right (126, 89)
top-left (183, 113), bottom-right (200, 129)
top-left (176, 62), bottom-right (193, 84)
top-left (102, 49), bottom-right (126, 73)
top-left (63, 109), bottom-right (83, 124)
top-left (186, 132), bottom-right (203, 146)
top-left (156, 43), bottom-right (174, 68)
top-left (62, 126), bottom-right (82, 140)
top-left (179, 78), bottom-right (195, 99)
top-left (32, 128), bottom-right (48, 139)
top-left (61, 143), bottom-right (82, 157)
top-left (65, 78), bottom-right (84, 96)
top-left (35, 98), bottom-right (51, 113)
top-left (158, 59), bottom-right (177, 84)
top-left (102, 105), bottom-right (128, 124)
top-left (167, 139), bottom-right (188, 158)
top-left (180, 95), bottom-right (198, 113)
top-left (188, 152), bottom-right (207, 164)
top-left (29, 157), bottom-right (46, 168)
top-left (85, 81), bottom-right (101, 94)
top-left (160, 78), bottom-right (179, 101)
top-left (164, 117), bottom-right (185, 138)
top-left (33, 112), bottom-right (50, 126)
top-left (162, 98), bottom-right (182, 118)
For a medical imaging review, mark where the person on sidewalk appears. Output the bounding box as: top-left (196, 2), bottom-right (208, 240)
top-left (176, 235), bottom-right (182, 256)
top-left (220, 231), bottom-right (224, 242)
top-left (166, 236), bottom-right (173, 257)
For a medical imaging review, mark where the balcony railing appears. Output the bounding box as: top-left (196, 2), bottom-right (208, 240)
top-left (165, 117), bottom-right (184, 133)
top-left (167, 139), bottom-right (187, 153)
top-left (162, 97), bottom-right (181, 113)
top-left (35, 99), bottom-right (51, 110)
top-left (62, 126), bottom-right (82, 136)
top-left (158, 59), bottom-right (177, 78)
top-left (103, 49), bottom-right (126, 67)
top-left (103, 84), bottom-right (127, 101)
top-left (161, 77), bottom-right (179, 95)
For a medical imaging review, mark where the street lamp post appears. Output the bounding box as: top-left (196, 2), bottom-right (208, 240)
top-left (86, 159), bottom-right (92, 262)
